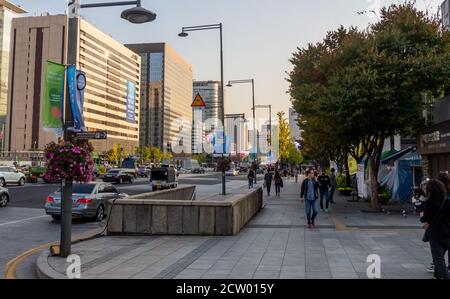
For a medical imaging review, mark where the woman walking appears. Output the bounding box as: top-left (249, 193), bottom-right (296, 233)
top-left (421, 179), bottom-right (450, 279)
top-left (274, 170), bottom-right (283, 197)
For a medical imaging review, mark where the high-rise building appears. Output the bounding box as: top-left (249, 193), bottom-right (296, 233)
top-left (192, 81), bottom-right (224, 153)
top-left (126, 43), bottom-right (193, 154)
top-left (442, 0), bottom-right (450, 31)
top-left (225, 114), bottom-right (248, 156)
top-left (289, 108), bottom-right (301, 141)
top-left (0, 1), bottom-right (25, 148)
top-left (5, 15), bottom-right (141, 153)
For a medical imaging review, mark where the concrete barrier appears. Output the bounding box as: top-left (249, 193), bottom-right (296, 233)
top-left (107, 186), bottom-right (263, 236)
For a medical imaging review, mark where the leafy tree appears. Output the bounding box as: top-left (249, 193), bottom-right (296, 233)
top-left (289, 2), bottom-right (450, 210)
top-left (277, 112), bottom-right (291, 162)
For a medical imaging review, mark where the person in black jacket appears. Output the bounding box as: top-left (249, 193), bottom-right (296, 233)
top-left (421, 179), bottom-right (450, 279)
top-left (301, 169), bottom-right (319, 228)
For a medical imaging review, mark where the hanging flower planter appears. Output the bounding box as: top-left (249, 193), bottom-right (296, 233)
top-left (44, 141), bottom-right (95, 183)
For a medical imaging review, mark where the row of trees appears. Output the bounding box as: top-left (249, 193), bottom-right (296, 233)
top-left (288, 2), bottom-right (450, 210)
top-left (277, 111), bottom-right (304, 165)
top-left (104, 144), bottom-right (173, 165)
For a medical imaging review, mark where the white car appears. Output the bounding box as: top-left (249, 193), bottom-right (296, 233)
top-left (0, 166), bottom-right (26, 187)
top-left (226, 168), bottom-right (239, 176)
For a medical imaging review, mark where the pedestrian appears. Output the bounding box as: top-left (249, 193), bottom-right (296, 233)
top-left (301, 169), bottom-right (319, 228)
top-left (264, 170), bottom-right (273, 196)
top-left (294, 167), bottom-right (299, 184)
top-left (329, 168), bottom-right (337, 204)
top-left (274, 170), bottom-right (283, 197)
top-left (421, 178), bottom-right (450, 279)
top-left (317, 170), bottom-right (331, 212)
top-left (426, 173), bottom-right (450, 275)
top-left (248, 169), bottom-right (255, 189)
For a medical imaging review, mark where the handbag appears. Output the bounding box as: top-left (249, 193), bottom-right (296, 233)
top-left (422, 195), bottom-right (447, 242)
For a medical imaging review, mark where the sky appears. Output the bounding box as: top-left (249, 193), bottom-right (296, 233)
top-left (13, 0), bottom-right (443, 124)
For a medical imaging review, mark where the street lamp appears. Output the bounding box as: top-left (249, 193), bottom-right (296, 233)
top-left (254, 105), bottom-right (272, 162)
top-left (58, 0), bottom-right (156, 258)
top-left (226, 79), bottom-right (257, 164)
top-left (178, 23), bottom-right (227, 196)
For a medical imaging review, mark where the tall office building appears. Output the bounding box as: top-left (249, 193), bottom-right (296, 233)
top-left (126, 43), bottom-right (193, 154)
top-left (192, 81), bottom-right (224, 153)
top-left (225, 114), bottom-right (248, 156)
top-left (0, 1), bottom-right (25, 148)
top-left (442, 0), bottom-right (450, 31)
top-left (5, 15), bottom-right (141, 152)
top-left (289, 108), bottom-right (301, 141)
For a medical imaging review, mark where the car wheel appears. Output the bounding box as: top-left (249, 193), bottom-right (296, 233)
top-left (18, 177), bottom-right (25, 186)
top-left (94, 205), bottom-right (105, 222)
top-left (0, 178), bottom-right (5, 187)
top-left (51, 215), bottom-right (61, 221)
top-left (0, 193), bottom-right (9, 207)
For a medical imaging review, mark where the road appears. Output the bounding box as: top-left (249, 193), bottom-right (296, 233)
top-left (0, 172), bottom-right (251, 278)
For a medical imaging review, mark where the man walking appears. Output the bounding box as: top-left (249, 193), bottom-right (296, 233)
top-left (318, 170), bottom-right (331, 212)
top-left (264, 169), bottom-right (273, 196)
top-left (329, 168), bottom-right (337, 204)
top-left (301, 169), bottom-right (319, 228)
top-left (248, 168), bottom-right (255, 189)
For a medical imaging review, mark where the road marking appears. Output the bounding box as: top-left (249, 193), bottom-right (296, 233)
top-left (0, 215), bottom-right (48, 227)
top-left (4, 228), bottom-right (104, 279)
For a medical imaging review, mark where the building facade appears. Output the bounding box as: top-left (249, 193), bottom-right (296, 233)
top-left (0, 1), bottom-right (25, 149)
top-left (192, 81), bottom-right (224, 154)
top-left (5, 15), bottom-right (141, 153)
top-left (289, 107), bottom-right (301, 141)
top-left (126, 43), bottom-right (193, 154)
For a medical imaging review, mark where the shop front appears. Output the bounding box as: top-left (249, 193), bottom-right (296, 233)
top-left (418, 120), bottom-right (450, 178)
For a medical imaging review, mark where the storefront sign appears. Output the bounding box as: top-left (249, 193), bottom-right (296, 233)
top-left (418, 120), bottom-right (450, 155)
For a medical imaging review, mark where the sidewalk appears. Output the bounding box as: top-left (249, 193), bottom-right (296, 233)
top-left (37, 177), bottom-right (433, 279)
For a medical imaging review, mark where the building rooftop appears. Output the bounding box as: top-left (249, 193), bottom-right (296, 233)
top-left (0, 0), bottom-right (27, 13)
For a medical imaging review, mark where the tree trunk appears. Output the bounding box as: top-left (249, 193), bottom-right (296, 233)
top-left (369, 160), bottom-right (381, 211)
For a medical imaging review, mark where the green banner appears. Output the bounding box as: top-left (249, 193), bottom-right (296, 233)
top-left (42, 61), bottom-right (65, 129)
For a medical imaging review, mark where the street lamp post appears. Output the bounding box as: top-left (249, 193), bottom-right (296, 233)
top-left (254, 105), bottom-right (272, 162)
top-left (178, 24), bottom-right (226, 196)
top-left (59, 0), bottom-right (156, 258)
top-left (226, 79), bottom-right (257, 166)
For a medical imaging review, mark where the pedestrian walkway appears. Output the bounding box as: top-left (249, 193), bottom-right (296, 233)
top-left (37, 177), bottom-right (434, 279)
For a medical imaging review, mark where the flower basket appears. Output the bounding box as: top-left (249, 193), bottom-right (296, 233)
top-left (44, 141), bottom-right (94, 183)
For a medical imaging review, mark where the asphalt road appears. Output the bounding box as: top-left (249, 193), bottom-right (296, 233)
top-left (0, 172), bottom-right (250, 278)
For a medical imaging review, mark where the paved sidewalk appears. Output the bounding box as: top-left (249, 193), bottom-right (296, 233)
top-left (38, 177), bottom-right (435, 279)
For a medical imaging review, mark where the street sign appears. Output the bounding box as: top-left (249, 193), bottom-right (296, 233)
top-left (74, 131), bottom-right (107, 140)
top-left (191, 93), bottom-right (206, 108)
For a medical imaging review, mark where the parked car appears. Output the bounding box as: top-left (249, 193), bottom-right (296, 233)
top-left (44, 183), bottom-right (128, 221)
top-left (0, 166), bottom-right (26, 187)
top-left (0, 187), bottom-right (10, 207)
top-left (138, 166), bottom-right (152, 178)
top-left (102, 169), bottom-right (134, 184)
top-left (226, 168), bottom-right (239, 176)
top-left (192, 167), bottom-right (205, 174)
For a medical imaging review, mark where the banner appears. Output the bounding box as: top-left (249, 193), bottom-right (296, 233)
top-left (126, 81), bottom-right (136, 123)
top-left (42, 61), bottom-right (65, 129)
top-left (67, 65), bottom-right (86, 131)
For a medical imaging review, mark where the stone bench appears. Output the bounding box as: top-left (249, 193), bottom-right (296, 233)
top-left (107, 186), bottom-right (263, 236)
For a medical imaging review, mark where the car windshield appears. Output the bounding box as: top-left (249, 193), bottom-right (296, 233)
top-left (57, 184), bottom-right (95, 194)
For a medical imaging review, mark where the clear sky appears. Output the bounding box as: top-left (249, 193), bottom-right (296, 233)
top-left (14, 0), bottom-right (442, 123)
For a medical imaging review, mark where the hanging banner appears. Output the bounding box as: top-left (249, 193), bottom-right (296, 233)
top-left (67, 65), bottom-right (86, 131)
top-left (42, 61), bottom-right (65, 129)
top-left (126, 81), bottom-right (136, 123)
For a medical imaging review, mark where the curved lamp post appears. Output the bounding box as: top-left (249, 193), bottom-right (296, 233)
top-left (59, 0), bottom-right (156, 258)
top-left (178, 23), bottom-right (227, 196)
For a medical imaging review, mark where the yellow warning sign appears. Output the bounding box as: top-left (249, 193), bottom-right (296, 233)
top-left (191, 93), bottom-right (206, 108)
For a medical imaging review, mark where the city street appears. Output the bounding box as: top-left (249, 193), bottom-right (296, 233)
top-left (0, 172), bottom-right (252, 278)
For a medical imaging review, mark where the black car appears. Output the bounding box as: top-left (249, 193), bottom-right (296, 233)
top-left (102, 169), bottom-right (134, 184)
top-left (192, 167), bottom-right (205, 174)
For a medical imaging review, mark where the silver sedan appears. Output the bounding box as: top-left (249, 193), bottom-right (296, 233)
top-left (44, 182), bottom-right (128, 222)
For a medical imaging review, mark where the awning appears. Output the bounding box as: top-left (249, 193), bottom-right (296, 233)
top-left (381, 147), bottom-right (415, 164)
